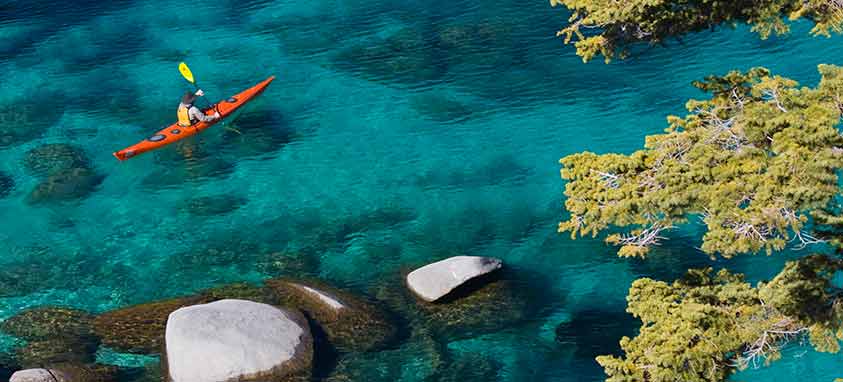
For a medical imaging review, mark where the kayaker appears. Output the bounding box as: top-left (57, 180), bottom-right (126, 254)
top-left (177, 89), bottom-right (220, 127)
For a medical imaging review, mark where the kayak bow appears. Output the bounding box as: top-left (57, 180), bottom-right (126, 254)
top-left (113, 76), bottom-right (275, 161)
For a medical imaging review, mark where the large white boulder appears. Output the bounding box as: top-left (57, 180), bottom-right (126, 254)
top-left (406, 256), bottom-right (503, 302)
top-left (164, 299), bottom-right (312, 382)
top-left (10, 369), bottom-right (70, 382)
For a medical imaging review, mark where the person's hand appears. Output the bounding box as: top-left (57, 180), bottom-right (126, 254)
top-left (195, 89), bottom-right (205, 97)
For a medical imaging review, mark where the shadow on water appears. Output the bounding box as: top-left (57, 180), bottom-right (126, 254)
top-left (555, 307), bottom-right (639, 369)
top-left (0, 171), bottom-right (15, 198)
top-left (140, 138), bottom-right (236, 189)
top-left (219, 107), bottom-right (298, 160)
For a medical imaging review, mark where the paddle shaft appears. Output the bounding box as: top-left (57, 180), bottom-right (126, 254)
top-left (189, 82), bottom-right (216, 111)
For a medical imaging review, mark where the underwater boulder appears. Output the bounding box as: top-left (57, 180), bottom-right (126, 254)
top-left (0, 101), bottom-right (61, 148)
top-left (435, 19), bottom-right (519, 71)
top-left (93, 296), bottom-right (205, 354)
top-left (14, 337), bottom-right (98, 367)
top-left (255, 249), bottom-right (322, 278)
top-left (0, 171), bottom-right (14, 198)
top-left (22, 143), bottom-right (91, 178)
top-left (325, 328), bottom-right (444, 382)
top-left (333, 27), bottom-right (446, 85)
top-left (1, 306), bottom-right (96, 342)
top-left (220, 109), bottom-right (296, 160)
top-left (176, 194), bottom-right (247, 216)
top-left (141, 143), bottom-right (235, 189)
top-left (92, 282), bottom-right (282, 355)
top-left (26, 167), bottom-right (104, 204)
top-left (436, 351), bottom-right (503, 382)
top-left (406, 256), bottom-right (503, 302)
top-left (61, 363), bottom-right (119, 382)
top-left (115, 362), bottom-right (163, 382)
top-left (163, 299), bottom-right (312, 382)
top-left (409, 93), bottom-right (475, 123)
top-left (198, 282), bottom-right (278, 305)
top-left (376, 269), bottom-right (528, 340)
top-left (265, 278), bottom-right (397, 352)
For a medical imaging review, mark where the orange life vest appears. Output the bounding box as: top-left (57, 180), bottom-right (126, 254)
top-left (177, 104), bottom-right (192, 127)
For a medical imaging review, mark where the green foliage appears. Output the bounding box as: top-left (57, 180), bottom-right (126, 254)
top-left (560, 65), bottom-right (843, 258)
top-left (598, 256), bottom-right (843, 382)
top-left (550, 0), bottom-right (843, 62)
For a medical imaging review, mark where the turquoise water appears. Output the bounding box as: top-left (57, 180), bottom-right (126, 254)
top-left (2, 0), bottom-right (843, 380)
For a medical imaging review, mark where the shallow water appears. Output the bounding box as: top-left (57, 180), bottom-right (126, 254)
top-left (2, 0), bottom-right (843, 380)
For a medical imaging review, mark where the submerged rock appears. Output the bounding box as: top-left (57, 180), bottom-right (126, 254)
top-left (406, 256), bottom-right (503, 302)
top-left (333, 27), bottom-right (446, 85)
top-left (436, 352), bottom-right (503, 382)
top-left (410, 93), bottom-right (475, 123)
top-left (15, 337), bottom-right (98, 367)
top-left (164, 299), bottom-right (312, 382)
top-left (1, 306), bottom-right (95, 341)
top-left (198, 282), bottom-right (278, 305)
top-left (142, 143), bottom-right (235, 189)
top-left (0, 101), bottom-right (61, 148)
top-left (221, 109), bottom-right (296, 159)
top-left (26, 167), bottom-right (104, 204)
top-left (4, 306), bottom-right (100, 370)
top-left (92, 283), bottom-right (277, 355)
top-left (325, 328), bottom-right (443, 382)
top-left (255, 249), bottom-right (321, 278)
top-left (0, 171), bottom-right (13, 198)
top-left (266, 278), bottom-right (397, 352)
top-left (61, 363), bottom-right (119, 382)
top-left (22, 143), bottom-right (91, 177)
top-left (93, 296), bottom-right (204, 354)
top-left (376, 269), bottom-right (527, 340)
top-left (116, 362), bottom-right (163, 382)
top-left (176, 194), bottom-right (247, 216)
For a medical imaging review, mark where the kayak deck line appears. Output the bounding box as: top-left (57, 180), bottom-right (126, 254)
top-left (113, 76), bottom-right (275, 161)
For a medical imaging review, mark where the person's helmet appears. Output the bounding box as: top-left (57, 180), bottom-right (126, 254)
top-left (181, 91), bottom-right (197, 105)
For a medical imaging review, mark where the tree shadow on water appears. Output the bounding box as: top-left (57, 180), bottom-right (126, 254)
top-left (555, 307), bottom-right (639, 369)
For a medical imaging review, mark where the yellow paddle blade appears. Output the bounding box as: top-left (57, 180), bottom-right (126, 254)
top-left (178, 62), bottom-right (195, 84)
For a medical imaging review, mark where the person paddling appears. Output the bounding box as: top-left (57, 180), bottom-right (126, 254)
top-left (177, 89), bottom-right (220, 127)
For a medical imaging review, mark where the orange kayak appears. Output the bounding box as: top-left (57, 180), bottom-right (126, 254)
top-left (113, 76), bottom-right (275, 161)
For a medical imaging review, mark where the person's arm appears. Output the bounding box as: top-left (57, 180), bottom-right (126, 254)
top-left (189, 106), bottom-right (219, 122)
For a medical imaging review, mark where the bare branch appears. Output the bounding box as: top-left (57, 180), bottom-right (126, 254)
top-left (731, 307), bottom-right (808, 370)
top-left (790, 230), bottom-right (826, 250)
top-left (615, 223), bottom-right (674, 248)
top-left (592, 170), bottom-right (621, 189)
top-left (762, 89), bottom-right (788, 113)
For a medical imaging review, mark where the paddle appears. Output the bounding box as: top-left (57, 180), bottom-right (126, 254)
top-left (178, 62), bottom-right (213, 109)
top-left (178, 62), bottom-right (242, 135)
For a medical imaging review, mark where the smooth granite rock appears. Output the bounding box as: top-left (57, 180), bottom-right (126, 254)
top-left (406, 256), bottom-right (503, 302)
top-left (10, 368), bottom-right (71, 382)
top-left (164, 299), bottom-right (312, 382)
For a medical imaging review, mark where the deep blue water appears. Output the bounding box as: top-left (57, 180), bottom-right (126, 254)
top-left (1, 0), bottom-right (843, 380)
